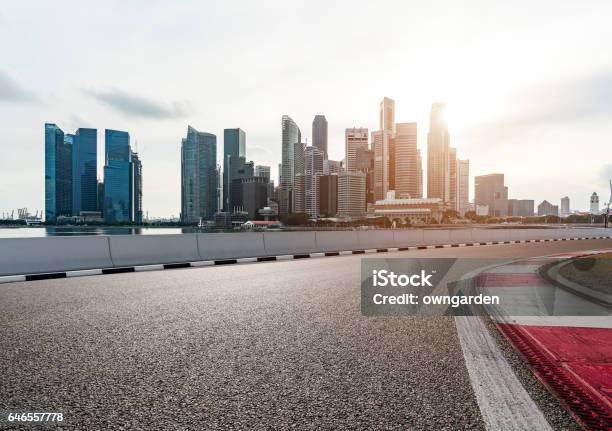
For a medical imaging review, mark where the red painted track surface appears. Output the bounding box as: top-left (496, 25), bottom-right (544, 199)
top-left (498, 324), bottom-right (612, 430)
top-left (481, 251), bottom-right (612, 430)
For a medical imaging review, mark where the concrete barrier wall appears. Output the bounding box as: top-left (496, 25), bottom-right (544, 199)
top-left (357, 230), bottom-right (395, 249)
top-left (0, 236), bottom-right (113, 276)
top-left (422, 229), bottom-right (452, 246)
top-left (393, 230), bottom-right (425, 248)
top-left (1, 227), bottom-right (610, 276)
top-left (198, 232), bottom-right (265, 260)
top-left (263, 231), bottom-right (317, 256)
top-left (108, 234), bottom-right (200, 267)
top-left (314, 231), bottom-right (360, 252)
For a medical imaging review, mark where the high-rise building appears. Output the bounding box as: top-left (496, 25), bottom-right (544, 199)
top-left (457, 159), bottom-right (469, 216)
top-left (560, 196), bottom-right (570, 216)
top-left (416, 149), bottom-right (423, 198)
top-left (255, 165), bottom-right (271, 181)
top-left (45, 123), bottom-right (72, 222)
top-left (223, 128), bottom-right (246, 211)
top-left (508, 199), bottom-right (535, 217)
top-left (323, 159), bottom-right (342, 175)
top-left (304, 146), bottom-right (324, 218)
top-left (345, 127), bottom-right (368, 172)
top-left (337, 171), bottom-right (366, 218)
top-left (97, 180), bottom-right (104, 216)
top-left (291, 141), bottom-right (306, 213)
top-left (427, 103), bottom-right (451, 202)
top-left (319, 174), bottom-right (338, 217)
top-left (373, 97), bottom-right (396, 201)
top-left (131, 152), bottom-right (143, 224)
top-left (228, 157), bottom-right (255, 211)
top-left (293, 173), bottom-right (306, 214)
top-left (280, 115), bottom-right (301, 215)
top-left (312, 115), bottom-right (328, 159)
top-left (355, 146), bottom-right (374, 204)
top-left (372, 129), bottom-right (394, 201)
top-left (236, 176), bottom-right (268, 219)
top-left (71, 128), bottom-right (98, 215)
top-left (474, 173), bottom-right (508, 217)
top-left (380, 97), bottom-right (395, 132)
top-left (590, 192), bottom-right (600, 213)
top-left (394, 122), bottom-right (418, 199)
top-left (538, 200), bottom-right (559, 216)
top-left (180, 126), bottom-right (217, 223)
top-left (103, 129), bottom-right (132, 222)
top-left (448, 147), bottom-right (457, 210)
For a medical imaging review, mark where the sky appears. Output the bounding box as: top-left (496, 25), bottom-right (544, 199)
top-left (1, 0), bottom-right (612, 217)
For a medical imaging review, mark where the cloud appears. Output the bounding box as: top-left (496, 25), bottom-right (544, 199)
top-left (0, 71), bottom-right (38, 103)
top-left (83, 88), bottom-right (193, 119)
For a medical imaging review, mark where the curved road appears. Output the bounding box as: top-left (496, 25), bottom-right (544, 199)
top-left (1, 239), bottom-right (610, 430)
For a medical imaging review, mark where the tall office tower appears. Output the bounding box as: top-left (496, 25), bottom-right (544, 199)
top-left (345, 127), bottom-right (368, 172)
top-left (228, 157), bottom-right (255, 211)
top-left (312, 115), bottom-right (328, 159)
top-left (319, 174), bottom-right (338, 217)
top-left (130, 152), bottom-right (143, 223)
top-left (373, 97), bottom-right (396, 201)
top-left (280, 115), bottom-right (301, 215)
top-left (323, 159), bottom-right (342, 175)
top-left (293, 173), bottom-right (306, 213)
top-left (255, 165), bottom-right (271, 181)
top-left (427, 103), bottom-right (451, 202)
top-left (71, 128), bottom-right (97, 215)
top-left (355, 146), bottom-right (374, 204)
top-left (372, 130), bottom-right (394, 200)
top-left (337, 171), bottom-right (366, 218)
top-left (304, 146), bottom-right (324, 218)
top-left (457, 159), bottom-right (469, 216)
top-left (180, 126), bottom-right (218, 223)
top-left (448, 147), bottom-right (457, 210)
top-left (104, 129), bottom-right (132, 222)
top-left (394, 122), bottom-right (418, 199)
top-left (238, 176), bottom-right (268, 219)
top-left (416, 149), bottom-right (423, 198)
top-left (590, 192), bottom-right (599, 213)
top-left (474, 173), bottom-right (508, 217)
top-left (538, 200), bottom-right (559, 217)
top-left (560, 196), bottom-right (570, 216)
top-left (216, 164), bottom-right (223, 212)
top-left (44, 123), bottom-right (72, 222)
top-left (97, 180), bottom-right (104, 215)
top-left (380, 97), bottom-right (395, 132)
top-left (291, 141), bottom-right (306, 213)
top-left (223, 128), bottom-right (246, 211)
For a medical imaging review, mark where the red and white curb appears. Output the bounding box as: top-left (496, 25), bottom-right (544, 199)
top-left (1, 235), bottom-right (610, 285)
top-left (476, 250), bottom-right (612, 430)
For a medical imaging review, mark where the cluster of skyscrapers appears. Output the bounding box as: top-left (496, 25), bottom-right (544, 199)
top-left (276, 97), bottom-right (470, 224)
top-left (178, 97), bottom-right (475, 226)
top-left (44, 124), bottom-right (142, 223)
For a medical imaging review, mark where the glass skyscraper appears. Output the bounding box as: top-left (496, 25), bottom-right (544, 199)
top-left (280, 115), bottom-right (301, 215)
top-left (222, 128), bottom-right (246, 211)
top-left (104, 129), bottom-right (132, 222)
top-left (71, 128), bottom-right (98, 215)
top-left (44, 123), bottom-right (72, 222)
top-left (312, 115), bottom-right (328, 159)
top-left (181, 126), bottom-right (218, 223)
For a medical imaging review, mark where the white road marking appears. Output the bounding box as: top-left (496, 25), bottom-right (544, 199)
top-left (455, 315), bottom-right (552, 431)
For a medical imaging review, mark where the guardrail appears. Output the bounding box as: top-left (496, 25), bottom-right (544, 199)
top-left (0, 227), bottom-right (610, 276)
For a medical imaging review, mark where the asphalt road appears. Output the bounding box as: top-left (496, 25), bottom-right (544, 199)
top-left (1, 239), bottom-right (611, 430)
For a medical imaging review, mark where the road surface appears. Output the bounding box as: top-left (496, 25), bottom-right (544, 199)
top-left (2, 239), bottom-right (610, 430)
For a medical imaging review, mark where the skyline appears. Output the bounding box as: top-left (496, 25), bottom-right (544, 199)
top-left (2, 1), bottom-right (612, 216)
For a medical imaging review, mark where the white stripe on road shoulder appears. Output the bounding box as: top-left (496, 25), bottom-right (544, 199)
top-left (455, 315), bottom-right (552, 430)
top-left (66, 268), bottom-right (103, 277)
